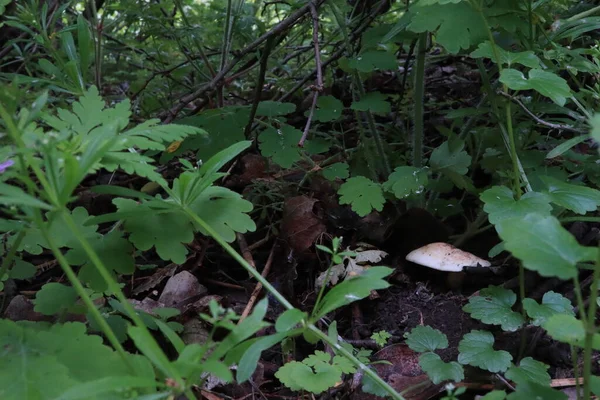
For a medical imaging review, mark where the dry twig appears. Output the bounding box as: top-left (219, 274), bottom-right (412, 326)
top-left (238, 242), bottom-right (277, 323)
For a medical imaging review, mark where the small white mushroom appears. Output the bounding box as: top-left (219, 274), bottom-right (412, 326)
top-left (405, 242), bottom-right (491, 272)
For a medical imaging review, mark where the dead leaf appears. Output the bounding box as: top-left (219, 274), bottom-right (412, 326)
top-left (133, 265), bottom-right (178, 296)
top-left (281, 196), bottom-right (326, 254)
top-left (158, 270), bottom-right (207, 307)
top-left (4, 295), bottom-right (50, 322)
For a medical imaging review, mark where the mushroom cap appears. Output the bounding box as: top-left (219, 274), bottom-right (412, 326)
top-left (405, 242), bottom-right (491, 272)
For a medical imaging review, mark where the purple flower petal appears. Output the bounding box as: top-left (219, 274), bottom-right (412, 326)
top-left (0, 159), bottom-right (14, 173)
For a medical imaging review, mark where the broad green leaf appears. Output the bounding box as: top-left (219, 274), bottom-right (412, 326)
top-left (463, 286), bottom-right (524, 332)
top-left (315, 267), bottom-right (392, 317)
top-left (275, 359), bottom-right (341, 394)
top-left (480, 186), bottom-right (551, 224)
top-left (458, 330), bottom-right (512, 373)
top-left (338, 176), bottom-right (385, 217)
top-left (496, 214), bottom-right (596, 279)
top-left (546, 135), bottom-right (590, 159)
top-left (541, 176), bottom-right (600, 214)
top-left (350, 92), bottom-right (391, 114)
top-left (419, 352), bottom-right (464, 384)
top-left (499, 69), bottom-right (571, 106)
top-left (408, 2), bottom-right (487, 54)
top-left (506, 380), bottom-right (567, 400)
top-left (383, 166), bottom-right (428, 199)
top-left (34, 283), bottom-right (78, 316)
top-left (430, 139), bottom-right (471, 175)
top-left (113, 199), bottom-right (193, 264)
top-left (471, 41), bottom-right (540, 68)
top-left (590, 375), bottom-right (600, 396)
top-left (10, 258), bottom-right (36, 280)
top-left (480, 391), bottom-right (507, 400)
top-left (542, 314), bottom-right (584, 344)
top-left (189, 186), bottom-right (256, 242)
top-left (238, 332), bottom-right (289, 383)
top-left (275, 308), bottom-right (307, 332)
top-left (347, 50), bottom-right (397, 73)
top-left (404, 325), bottom-right (448, 353)
top-left (361, 370), bottom-right (389, 397)
top-left (313, 96), bottom-right (343, 122)
top-left (56, 376), bottom-right (158, 400)
top-left (258, 125), bottom-right (303, 168)
top-left (505, 357), bottom-right (550, 386)
top-left (523, 291), bottom-right (574, 326)
top-left (255, 101), bottom-right (296, 117)
top-left (198, 140), bottom-right (252, 181)
top-left (322, 162), bottom-right (350, 181)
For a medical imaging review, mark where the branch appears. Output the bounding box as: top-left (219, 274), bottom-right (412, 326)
top-left (498, 91), bottom-right (586, 134)
top-left (298, 1), bottom-right (324, 147)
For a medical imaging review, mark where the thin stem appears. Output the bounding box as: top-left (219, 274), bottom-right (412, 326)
top-left (412, 32), bottom-right (427, 170)
top-left (583, 246), bottom-right (600, 399)
top-left (572, 345), bottom-right (582, 400)
top-left (312, 257), bottom-right (335, 319)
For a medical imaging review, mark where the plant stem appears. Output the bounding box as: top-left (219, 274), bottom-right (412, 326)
top-left (412, 32), bottom-right (427, 170)
top-left (567, 5), bottom-right (600, 21)
top-left (582, 246), bottom-right (600, 399)
top-left (308, 325), bottom-right (405, 400)
top-left (0, 230), bottom-right (24, 284)
top-left (312, 258), bottom-right (335, 319)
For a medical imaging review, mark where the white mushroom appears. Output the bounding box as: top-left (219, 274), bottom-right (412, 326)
top-left (405, 242), bottom-right (491, 272)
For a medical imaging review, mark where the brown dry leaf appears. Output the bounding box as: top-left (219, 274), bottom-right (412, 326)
top-left (281, 196), bottom-right (326, 254)
top-left (158, 270), bottom-right (207, 307)
top-left (4, 295), bottom-right (50, 322)
top-left (201, 390), bottom-right (224, 400)
top-left (351, 344), bottom-right (443, 400)
top-left (133, 265), bottom-right (178, 296)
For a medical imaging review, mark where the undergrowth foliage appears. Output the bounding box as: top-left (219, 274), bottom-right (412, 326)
top-left (2, 0), bottom-right (600, 398)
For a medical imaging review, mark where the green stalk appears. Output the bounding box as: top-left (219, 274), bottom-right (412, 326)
top-left (582, 247), bottom-right (600, 399)
top-left (567, 5), bottom-right (600, 21)
top-left (412, 32), bottom-right (427, 170)
top-left (308, 325), bottom-right (405, 400)
top-left (312, 255), bottom-right (336, 319)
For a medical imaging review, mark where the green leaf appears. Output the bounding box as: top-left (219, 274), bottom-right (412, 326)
top-left (361, 369), bottom-right (390, 397)
top-left (315, 267), bottom-right (392, 317)
top-left (238, 332), bottom-right (289, 383)
top-left (404, 325), bottom-right (448, 353)
top-left (499, 69), bottom-right (571, 106)
top-left (480, 391), bottom-right (507, 400)
top-left (189, 186), bottom-right (256, 243)
top-left (546, 135), bottom-right (590, 159)
top-left (506, 380), bottom-right (567, 400)
top-left (496, 214), bottom-right (596, 279)
top-left (128, 326), bottom-right (174, 378)
top-left (458, 330), bottom-right (512, 373)
top-left (275, 309), bottom-right (307, 332)
top-left (463, 286), bottom-right (524, 332)
top-left (480, 186), bottom-right (552, 224)
top-left (322, 162), bottom-right (350, 181)
top-left (0, 183), bottom-right (53, 211)
top-left (542, 314), bottom-right (584, 345)
top-left (338, 176), bottom-right (385, 217)
top-left (430, 139), bottom-right (471, 175)
top-left (347, 50), bottom-right (397, 72)
top-left (34, 283), bottom-right (78, 316)
top-left (350, 92), bottom-right (391, 114)
top-left (590, 114), bottom-right (600, 149)
top-left (523, 291), bottom-right (574, 326)
top-left (114, 198), bottom-right (194, 264)
top-left (275, 351), bottom-right (352, 394)
top-left (66, 230), bottom-right (135, 292)
top-left (255, 101), bottom-right (296, 117)
top-left (10, 258), bottom-right (36, 280)
top-left (541, 176), bottom-right (600, 214)
top-left (371, 330), bottom-right (392, 347)
top-left (258, 125), bottom-right (303, 168)
top-left (505, 357), bottom-right (550, 386)
top-left (471, 41), bottom-right (540, 68)
top-left (590, 375), bottom-right (600, 396)
top-left (419, 352), bottom-right (464, 384)
top-left (55, 376), bottom-right (158, 400)
top-left (383, 166), bottom-right (429, 199)
top-left (313, 96), bottom-right (343, 122)
top-left (408, 2), bottom-right (487, 54)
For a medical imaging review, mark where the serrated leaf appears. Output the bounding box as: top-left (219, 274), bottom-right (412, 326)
top-left (505, 357), bottom-right (550, 386)
top-left (383, 166), bottom-right (428, 199)
top-left (189, 186), bottom-right (256, 243)
top-left (480, 186), bottom-right (552, 224)
top-left (463, 286), bottom-right (524, 332)
top-left (458, 330), bottom-right (512, 373)
top-left (542, 314), bottom-right (584, 344)
top-left (66, 230), bottom-right (135, 292)
top-left (430, 139), bottom-right (471, 175)
top-left (471, 41), bottom-right (540, 68)
top-left (408, 2), bottom-right (487, 54)
top-left (258, 125), bottom-right (303, 168)
top-left (350, 92), bottom-right (391, 114)
top-left (419, 352), bottom-right (464, 384)
top-left (313, 96), bottom-right (343, 122)
top-left (523, 291), bottom-right (574, 326)
top-left (541, 176), bottom-right (600, 214)
top-left (405, 325), bottom-right (448, 353)
top-left (347, 50), bottom-right (397, 72)
top-left (499, 68), bottom-right (571, 106)
top-left (34, 283), bottom-right (78, 316)
top-left (322, 162), bottom-right (349, 181)
top-left (10, 258), bottom-right (36, 280)
top-left (256, 101), bottom-right (296, 117)
top-left (338, 176), bottom-right (385, 217)
top-left (275, 360), bottom-right (341, 394)
top-left (114, 198), bottom-right (194, 264)
top-left (496, 214), bottom-right (596, 279)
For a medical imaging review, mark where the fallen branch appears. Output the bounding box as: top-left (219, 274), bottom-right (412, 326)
top-left (238, 242), bottom-right (277, 323)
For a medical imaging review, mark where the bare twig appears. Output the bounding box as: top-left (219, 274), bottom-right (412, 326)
top-left (298, 1), bottom-right (324, 147)
top-left (160, 0), bottom-right (324, 123)
top-left (498, 91), bottom-right (586, 134)
top-left (244, 36), bottom-right (275, 139)
top-left (238, 243), bottom-right (277, 323)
